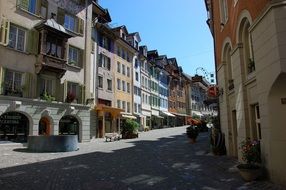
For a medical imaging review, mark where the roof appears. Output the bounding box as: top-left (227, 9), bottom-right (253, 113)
top-left (127, 32), bottom-right (141, 42)
top-left (112, 25), bottom-right (128, 34)
top-left (92, 1), bottom-right (112, 23)
top-left (34, 18), bottom-right (73, 37)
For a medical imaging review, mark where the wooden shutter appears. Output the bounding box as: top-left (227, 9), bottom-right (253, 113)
top-left (0, 18), bottom-right (10, 46)
top-left (57, 7), bottom-right (65, 25)
top-left (78, 17), bottom-right (84, 35)
top-left (63, 80), bottom-right (67, 102)
top-left (22, 72), bottom-right (32, 97)
top-left (79, 49), bottom-right (83, 68)
top-left (17, 0), bottom-right (29, 11)
top-left (0, 67), bottom-right (5, 95)
top-left (80, 84), bottom-right (85, 104)
top-left (27, 29), bottom-right (39, 54)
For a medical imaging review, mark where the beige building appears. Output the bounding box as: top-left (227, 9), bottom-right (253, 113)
top-left (0, 0), bottom-right (97, 142)
top-left (206, 0), bottom-right (286, 185)
top-left (112, 26), bottom-right (137, 120)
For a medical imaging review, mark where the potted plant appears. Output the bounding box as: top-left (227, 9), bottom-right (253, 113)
top-left (186, 125), bottom-right (199, 143)
top-left (41, 92), bottom-right (56, 102)
top-left (237, 138), bottom-right (262, 181)
top-left (210, 127), bottom-right (226, 155)
top-left (121, 119), bottom-right (139, 139)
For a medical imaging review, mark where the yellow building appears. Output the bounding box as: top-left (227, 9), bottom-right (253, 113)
top-left (112, 26), bottom-right (137, 120)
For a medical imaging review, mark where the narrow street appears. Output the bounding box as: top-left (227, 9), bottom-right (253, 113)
top-left (0, 126), bottom-right (284, 190)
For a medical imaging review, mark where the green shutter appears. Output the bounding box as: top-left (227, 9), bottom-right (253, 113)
top-left (18, 0), bottom-right (29, 11)
top-left (63, 80), bottom-right (67, 102)
top-left (0, 67), bottom-right (5, 95)
top-left (57, 7), bottom-right (65, 25)
top-left (27, 29), bottom-right (39, 54)
top-left (80, 84), bottom-right (85, 104)
top-left (0, 18), bottom-right (10, 46)
top-left (78, 17), bottom-right (84, 35)
top-left (22, 72), bottom-right (32, 97)
top-left (79, 49), bottom-right (83, 68)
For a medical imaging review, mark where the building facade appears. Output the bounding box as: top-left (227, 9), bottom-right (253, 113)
top-left (206, 0), bottom-right (286, 185)
top-left (127, 32), bottom-right (142, 125)
top-left (0, 0), bottom-right (95, 142)
top-left (139, 46), bottom-right (152, 130)
top-left (147, 50), bottom-right (162, 129)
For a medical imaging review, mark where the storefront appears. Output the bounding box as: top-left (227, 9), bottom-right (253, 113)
top-left (0, 112), bottom-right (29, 142)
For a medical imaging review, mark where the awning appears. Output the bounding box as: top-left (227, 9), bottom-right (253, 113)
top-left (192, 111), bottom-right (203, 117)
top-left (94, 104), bottom-right (124, 116)
top-left (171, 112), bottom-right (190, 117)
top-left (122, 114), bottom-right (137, 119)
top-left (161, 111), bottom-right (175, 117)
top-left (152, 115), bottom-right (164, 119)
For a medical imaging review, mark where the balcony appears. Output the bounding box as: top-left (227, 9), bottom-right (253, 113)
top-left (35, 18), bottom-right (74, 77)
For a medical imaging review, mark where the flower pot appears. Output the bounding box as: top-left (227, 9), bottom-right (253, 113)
top-left (237, 164), bottom-right (261, 182)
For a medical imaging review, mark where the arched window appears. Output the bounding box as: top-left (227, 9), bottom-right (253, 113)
top-left (239, 17), bottom-right (255, 76)
top-left (219, 0), bottom-right (228, 25)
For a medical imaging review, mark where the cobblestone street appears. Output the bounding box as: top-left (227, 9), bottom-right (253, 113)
top-left (0, 126), bottom-right (285, 190)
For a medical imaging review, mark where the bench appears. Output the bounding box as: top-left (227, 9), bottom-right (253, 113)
top-left (105, 133), bottom-right (120, 142)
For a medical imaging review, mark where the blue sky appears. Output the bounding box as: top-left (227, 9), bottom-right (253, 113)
top-left (99, 0), bottom-right (215, 76)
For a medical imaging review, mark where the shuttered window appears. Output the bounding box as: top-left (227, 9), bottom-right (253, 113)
top-left (8, 24), bottom-right (26, 52)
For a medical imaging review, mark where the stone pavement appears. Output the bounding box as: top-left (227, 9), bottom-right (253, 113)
top-left (0, 126), bottom-right (285, 190)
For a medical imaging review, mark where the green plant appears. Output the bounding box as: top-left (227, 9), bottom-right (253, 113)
top-left (186, 126), bottom-right (199, 139)
top-left (122, 119), bottom-right (139, 134)
top-left (240, 138), bottom-right (261, 165)
top-left (41, 92), bottom-right (56, 102)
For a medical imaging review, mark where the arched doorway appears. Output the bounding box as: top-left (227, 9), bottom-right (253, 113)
top-left (39, 117), bottom-right (51, 135)
top-left (0, 112), bottom-right (29, 142)
top-left (59, 115), bottom-right (79, 140)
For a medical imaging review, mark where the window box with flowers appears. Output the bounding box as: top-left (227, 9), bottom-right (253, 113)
top-left (237, 138), bottom-right (262, 181)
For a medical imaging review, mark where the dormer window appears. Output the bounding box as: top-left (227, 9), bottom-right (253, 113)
top-left (135, 41), bottom-right (138, 49)
top-left (122, 33), bottom-right (126, 40)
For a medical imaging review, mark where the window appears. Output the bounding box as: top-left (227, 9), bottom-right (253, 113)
top-left (117, 62), bottom-right (121, 73)
top-left (219, 0), bottom-right (228, 24)
top-left (99, 54), bottom-right (111, 70)
top-left (135, 41), bottom-right (138, 49)
top-left (18, 0), bottom-right (36, 14)
top-left (117, 46), bottom-right (121, 56)
top-left (122, 81), bottom-right (126, 92)
top-left (8, 24), bottom-right (26, 52)
top-left (102, 36), bottom-right (109, 50)
top-left (127, 67), bottom-right (130, 77)
top-left (135, 59), bottom-right (138, 68)
top-left (127, 83), bottom-right (130, 93)
top-left (122, 101), bottom-right (126, 111)
top-left (4, 70), bottom-right (23, 96)
top-left (127, 102), bottom-right (130, 113)
top-left (135, 72), bottom-right (139, 81)
top-left (64, 14), bottom-right (77, 32)
top-left (67, 82), bottom-right (80, 103)
top-left (122, 64), bottom-right (126, 75)
top-left (117, 78), bottom-right (121, 90)
top-left (117, 100), bottom-right (121, 108)
top-left (97, 76), bottom-right (103, 88)
top-left (46, 35), bottom-right (63, 58)
top-left (40, 77), bottom-right (54, 96)
top-left (68, 46), bottom-right (81, 67)
top-left (107, 79), bottom-right (112, 91)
